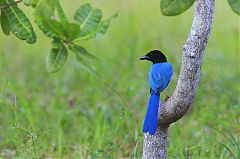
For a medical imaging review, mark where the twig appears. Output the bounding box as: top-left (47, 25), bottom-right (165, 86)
top-left (31, 132), bottom-right (37, 159)
top-left (14, 124), bottom-right (38, 159)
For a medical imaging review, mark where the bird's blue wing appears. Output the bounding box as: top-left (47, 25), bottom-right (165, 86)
top-left (160, 67), bottom-right (173, 90)
top-left (149, 68), bottom-right (163, 93)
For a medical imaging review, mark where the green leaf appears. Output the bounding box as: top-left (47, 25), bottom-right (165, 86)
top-left (227, 0), bottom-right (240, 15)
top-left (64, 22), bottom-right (81, 40)
top-left (95, 12), bottom-right (118, 38)
top-left (34, 0), bottom-right (56, 19)
top-left (69, 44), bottom-right (96, 59)
top-left (46, 40), bottom-right (68, 73)
top-left (37, 18), bottom-right (65, 38)
top-left (38, 18), bottom-right (80, 40)
top-left (160, 0), bottom-right (195, 16)
top-left (56, 0), bottom-right (68, 23)
top-left (23, 0), bottom-right (39, 7)
top-left (74, 3), bottom-right (102, 36)
top-left (2, 0), bottom-right (36, 44)
top-left (0, 11), bottom-right (10, 35)
top-left (74, 13), bottom-right (117, 41)
top-left (69, 44), bottom-right (95, 72)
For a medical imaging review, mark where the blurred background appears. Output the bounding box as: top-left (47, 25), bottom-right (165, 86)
top-left (0, 0), bottom-right (239, 158)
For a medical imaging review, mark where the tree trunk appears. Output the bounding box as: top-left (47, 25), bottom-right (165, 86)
top-left (142, 0), bottom-right (215, 158)
top-left (142, 125), bottom-right (169, 159)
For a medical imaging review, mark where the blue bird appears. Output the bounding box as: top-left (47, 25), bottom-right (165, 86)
top-left (140, 50), bottom-right (173, 135)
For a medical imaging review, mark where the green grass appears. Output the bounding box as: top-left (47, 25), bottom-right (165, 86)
top-left (0, 0), bottom-right (239, 158)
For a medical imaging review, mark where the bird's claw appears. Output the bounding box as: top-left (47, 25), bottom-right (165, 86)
top-left (163, 91), bottom-right (170, 101)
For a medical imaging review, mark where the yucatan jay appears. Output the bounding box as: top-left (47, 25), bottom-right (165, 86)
top-left (140, 50), bottom-right (173, 135)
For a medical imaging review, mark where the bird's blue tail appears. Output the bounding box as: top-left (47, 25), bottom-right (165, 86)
top-left (142, 91), bottom-right (160, 135)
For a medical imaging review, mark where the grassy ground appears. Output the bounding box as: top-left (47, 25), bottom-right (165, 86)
top-left (0, 0), bottom-right (239, 158)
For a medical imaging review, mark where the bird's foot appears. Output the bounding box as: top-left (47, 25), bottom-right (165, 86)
top-left (163, 91), bottom-right (170, 101)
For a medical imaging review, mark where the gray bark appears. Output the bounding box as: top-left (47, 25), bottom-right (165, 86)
top-left (142, 0), bottom-right (215, 158)
top-left (143, 125), bottom-right (169, 159)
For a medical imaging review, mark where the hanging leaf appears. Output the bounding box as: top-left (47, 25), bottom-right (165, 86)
top-left (160, 0), bottom-right (195, 16)
top-left (23, 0), bottom-right (39, 7)
top-left (95, 12), bottom-right (118, 38)
top-left (69, 44), bottom-right (97, 59)
top-left (69, 44), bottom-right (95, 72)
top-left (74, 3), bottom-right (102, 36)
top-left (73, 13), bottom-right (117, 41)
top-left (34, 0), bottom-right (56, 19)
top-left (227, 0), bottom-right (240, 15)
top-left (0, 11), bottom-right (10, 35)
top-left (37, 18), bottom-right (66, 39)
top-left (2, 0), bottom-right (36, 44)
top-left (46, 40), bottom-right (68, 73)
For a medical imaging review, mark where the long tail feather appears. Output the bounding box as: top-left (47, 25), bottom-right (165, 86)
top-left (142, 94), bottom-right (153, 132)
top-left (142, 91), bottom-right (160, 135)
top-left (149, 92), bottom-right (160, 135)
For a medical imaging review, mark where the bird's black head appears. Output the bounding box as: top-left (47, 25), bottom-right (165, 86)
top-left (139, 50), bottom-right (167, 64)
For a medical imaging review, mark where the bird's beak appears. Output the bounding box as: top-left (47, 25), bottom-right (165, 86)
top-left (139, 55), bottom-right (149, 60)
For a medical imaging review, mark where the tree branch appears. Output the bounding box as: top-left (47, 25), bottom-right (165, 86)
top-left (143, 0), bottom-right (215, 158)
top-left (159, 0), bottom-right (215, 125)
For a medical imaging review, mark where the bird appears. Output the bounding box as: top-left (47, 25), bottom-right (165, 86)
top-left (139, 50), bottom-right (173, 135)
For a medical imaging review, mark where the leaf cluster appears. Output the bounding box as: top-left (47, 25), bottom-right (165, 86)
top-left (0, 0), bottom-right (117, 72)
top-left (0, 0), bottom-right (36, 43)
top-left (0, 0), bottom-right (238, 72)
top-left (34, 0), bottom-right (117, 73)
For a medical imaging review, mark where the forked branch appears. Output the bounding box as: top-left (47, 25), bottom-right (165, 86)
top-left (159, 0), bottom-right (215, 126)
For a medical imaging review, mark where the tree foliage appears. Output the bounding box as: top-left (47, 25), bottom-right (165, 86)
top-left (227, 0), bottom-right (240, 15)
top-left (0, 0), bottom-right (117, 72)
top-left (1, 0), bottom-right (36, 43)
top-left (159, 0), bottom-right (240, 16)
top-left (160, 0), bottom-right (195, 16)
top-left (0, 0), bottom-right (238, 73)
